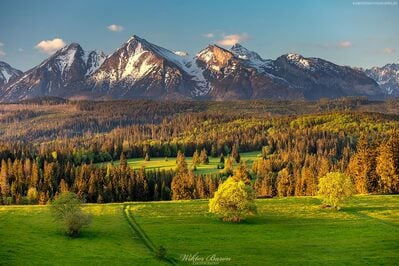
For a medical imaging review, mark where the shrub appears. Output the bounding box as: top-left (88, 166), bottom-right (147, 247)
top-left (51, 192), bottom-right (92, 237)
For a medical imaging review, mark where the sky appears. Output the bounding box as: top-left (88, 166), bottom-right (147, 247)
top-left (0, 0), bottom-right (398, 71)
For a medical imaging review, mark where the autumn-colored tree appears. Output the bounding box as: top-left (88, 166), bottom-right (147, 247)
top-left (192, 150), bottom-right (200, 168)
top-left (223, 155), bottom-right (234, 176)
top-left (171, 151), bottom-right (195, 200)
top-left (347, 134), bottom-right (378, 194)
top-left (200, 148), bottom-right (209, 165)
top-left (231, 143), bottom-right (241, 163)
top-left (376, 132), bottom-right (399, 193)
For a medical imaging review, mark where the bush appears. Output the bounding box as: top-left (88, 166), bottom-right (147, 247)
top-left (209, 177), bottom-right (257, 222)
top-left (51, 192), bottom-right (92, 237)
top-left (155, 245), bottom-right (167, 260)
top-left (318, 172), bottom-right (354, 210)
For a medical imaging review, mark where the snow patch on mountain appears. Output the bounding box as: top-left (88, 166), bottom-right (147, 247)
top-left (0, 62), bottom-right (22, 86)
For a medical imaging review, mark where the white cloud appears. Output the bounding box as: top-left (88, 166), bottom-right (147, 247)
top-left (216, 33), bottom-right (249, 46)
top-left (18, 48), bottom-right (24, 52)
top-left (338, 41), bottom-right (352, 48)
top-left (0, 42), bottom-right (3, 47)
top-left (107, 24), bottom-right (124, 32)
top-left (35, 38), bottom-right (66, 55)
top-left (382, 47), bottom-right (395, 54)
top-left (202, 33), bottom-right (214, 38)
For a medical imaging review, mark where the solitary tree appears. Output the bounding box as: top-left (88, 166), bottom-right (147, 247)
top-left (51, 192), bottom-right (92, 237)
top-left (192, 150), bottom-right (200, 168)
top-left (318, 172), bottom-right (354, 210)
top-left (231, 143), bottom-right (241, 163)
top-left (209, 166), bottom-right (256, 222)
top-left (200, 148), bottom-right (209, 164)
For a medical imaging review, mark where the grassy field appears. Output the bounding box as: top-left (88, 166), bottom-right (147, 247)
top-left (1, 195), bottom-right (398, 265)
top-left (99, 151), bottom-right (262, 175)
top-left (0, 204), bottom-right (166, 265)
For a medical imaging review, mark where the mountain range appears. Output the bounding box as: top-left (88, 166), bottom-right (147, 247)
top-left (0, 35), bottom-right (397, 102)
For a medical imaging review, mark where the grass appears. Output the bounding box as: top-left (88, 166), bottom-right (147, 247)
top-left (0, 204), bottom-right (166, 265)
top-left (99, 151), bottom-right (262, 175)
top-left (129, 195), bottom-right (399, 265)
top-left (0, 195), bottom-right (398, 265)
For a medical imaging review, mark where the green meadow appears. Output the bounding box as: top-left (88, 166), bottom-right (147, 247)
top-left (1, 195), bottom-right (398, 265)
top-left (98, 151), bottom-right (262, 175)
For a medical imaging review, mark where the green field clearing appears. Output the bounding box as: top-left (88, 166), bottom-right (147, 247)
top-left (1, 195), bottom-right (398, 265)
top-left (99, 151), bottom-right (262, 175)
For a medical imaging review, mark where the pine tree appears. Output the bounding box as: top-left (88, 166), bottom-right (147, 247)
top-left (347, 134), bottom-right (378, 194)
top-left (0, 159), bottom-right (9, 197)
top-left (231, 143), bottom-right (241, 163)
top-left (376, 133), bottom-right (399, 193)
top-left (192, 150), bottom-right (200, 168)
top-left (223, 155), bottom-right (233, 176)
top-left (200, 148), bottom-right (209, 165)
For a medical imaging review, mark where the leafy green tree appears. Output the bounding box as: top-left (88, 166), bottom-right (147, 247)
top-left (318, 172), bottom-right (354, 210)
top-left (209, 176), bottom-right (257, 223)
top-left (51, 192), bottom-right (92, 237)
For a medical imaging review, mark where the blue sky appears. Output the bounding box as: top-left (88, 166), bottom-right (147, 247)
top-left (0, 0), bottom-right (398, 71)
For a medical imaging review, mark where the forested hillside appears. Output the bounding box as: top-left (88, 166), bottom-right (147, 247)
top-left (0, 97), bottom-right (398, 204)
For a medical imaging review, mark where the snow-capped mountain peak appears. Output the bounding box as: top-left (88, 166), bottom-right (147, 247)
top-left (230, 43), bottom-right (273, 71)
top-left (231, 43), bottom-right (263, 61)
top-left (364, 63), bottom-right (399, 96)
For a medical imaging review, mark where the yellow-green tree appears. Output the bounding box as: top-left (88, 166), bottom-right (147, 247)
top-left (318, 172), bottom-right (354, 210)
top-left (209, 166), bottom-right (256, 222)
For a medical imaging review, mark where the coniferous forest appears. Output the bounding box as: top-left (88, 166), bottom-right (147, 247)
top-left (0, 97), bottom-right (398, 205)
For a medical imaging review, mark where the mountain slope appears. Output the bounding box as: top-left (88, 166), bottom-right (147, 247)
top-left (1, 44), bottom-right (106, 102)
top-left (269, 54), bottom-right (382, 100)
top-left (0, 61), bottom-right (22, 88)
top-left (196, 45), bottom-right (302, 100)
top-left (364, 64), bottom-right (399, 96)
top-left (1, 35), bottom-right (388, 102)
top-left (89, 35), bottom-right (209, 99)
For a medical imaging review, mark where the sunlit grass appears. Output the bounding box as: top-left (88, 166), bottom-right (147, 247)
top-left (100, 150), bottom-right (262, 175)
top-left (1, 195), bottom-right (397, 265)
top-left (130, 195), bottom-right (399, 265)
